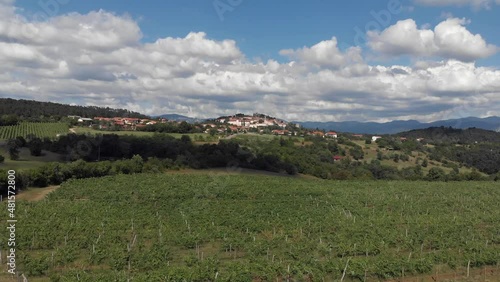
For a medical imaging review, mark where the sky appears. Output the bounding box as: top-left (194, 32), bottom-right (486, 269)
top-left (1, 0), bottom-right (500, 122)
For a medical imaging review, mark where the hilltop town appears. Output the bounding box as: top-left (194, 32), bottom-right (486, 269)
top-left (70, 113), bottom-right (341, 138)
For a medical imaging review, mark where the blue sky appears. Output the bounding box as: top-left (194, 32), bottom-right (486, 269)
top-left (2, 0), bottom-right (500, 122)
top-left (15, 0), bottom-right (500, 64)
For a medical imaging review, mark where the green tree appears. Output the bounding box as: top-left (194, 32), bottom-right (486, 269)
top-left (15, 136), bottom-right (27, 147)
top-left (493, 173), bottom-right (500, 181)
top-left (209, 128), bottom-right (218, 136)
top-left (131, 154), bottom-right (145, 173)
top-left (377, 151), bottom-right (383, 160)
top-left (28, 137), bottom-right (43, 156)
top-left (426, 167), bottom-right (446, 181)
top-left (7, 139), bottom-right (20, 160)
top-left (0, 114), bottom-right (18, 126)
top-left (180, 135), bottom-right (192, 144)
top-left (400, 153), bottom-right (410, 162)
top-left (349, 146), bottom-right (364, 160)
top-left (393, 154), bottom-right (400, 163)
top-left (465, 169), bottom-right (484, 181)
top-left (178, 121), bottom-right (193, 133)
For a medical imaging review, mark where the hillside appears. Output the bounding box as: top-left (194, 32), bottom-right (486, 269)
top-left (0, 98), bottom-right (148, 121)
top-left (297, 116), bottom-right (500, 134)
top-left (397, 126), bottom-right (500, 144)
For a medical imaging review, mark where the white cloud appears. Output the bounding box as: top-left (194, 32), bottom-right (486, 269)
top-left (368, 18), bottom-right (498, 62)
top-left (434, 18), bottom-right (498, 61)
top-left (0, 1), bottom-right (499, 122)
top-left (147, 32), bottom-right (242, 63)
top-left (279, 37), bottom-right (363, 68)
top-left (0, 0), bottom-right (15, 17)
top-left (414, 0), bottom-right (500, 10)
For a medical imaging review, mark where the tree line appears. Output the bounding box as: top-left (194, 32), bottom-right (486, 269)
top-left (398, 126), bottom-right (500, 144)
top-left (1, 132), bottom-right (498, 196)
top-left (0, 98), bottom-right (148, 123)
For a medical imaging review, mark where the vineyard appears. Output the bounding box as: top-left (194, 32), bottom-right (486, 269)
top-left (1, 174), bottom-right (499, 281)
top-left (0, 122), bottom-right (69, 140)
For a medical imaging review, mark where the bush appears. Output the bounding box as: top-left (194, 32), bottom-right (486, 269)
top-left (349, 146), bottom-right (364, 160)
top-left (400, 154), bottom-right (410, 162)
top-left (393, 154), bottom-right (400, 163)
top-left (23, 255), bottom-right (50, 276)
top-left (426, 167), bottom-right (446, 181)
top-left (283, 163), bottom-right (298, 175)
top-left (7, 139), bottom-right (20, 160)
top-left (31, 169), bottom-right (49, 187)
top-left (465, 169), bottom-right (484, 181)
top-left (28, 137), bottom-right (43, 156)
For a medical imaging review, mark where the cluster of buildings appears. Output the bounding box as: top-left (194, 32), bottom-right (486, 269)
top-left (214, 114), bottom-right (343, 138)
top-left (71, 116), bottom-right (166, 130)
top-left (92, 117), bottom-right (164, 128)
top-left (216, 114), bottom-right (289, 129)
top-left (70, 113), bottom-right (343, 137)
top-left (69, 114), bottom-right (425, 142)
top-left (310, 131), bottom-right (338, 138)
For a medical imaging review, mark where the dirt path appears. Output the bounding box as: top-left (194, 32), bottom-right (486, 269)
top-left (16, 186), bottom-right (60, 202)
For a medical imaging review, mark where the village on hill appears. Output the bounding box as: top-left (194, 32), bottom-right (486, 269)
top-left (69, 113), bottom-right (345, 138)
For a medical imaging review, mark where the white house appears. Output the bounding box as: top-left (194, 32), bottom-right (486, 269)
top-left (372, 136), bottom-right (382, 142)
top-left (325, 131), bottom-right (338, 138)
top-left (78, 118), bottom-right (93, 123)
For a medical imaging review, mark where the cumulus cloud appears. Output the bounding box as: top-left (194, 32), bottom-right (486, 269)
top-left (0, 1), bottom-right (500, 122)
top-left (414, 0), bottom-right (500, 10)
top-left (279, 37), bottom-right (364, 68)
top-left (368, 18), bottom-right (498, 62)
top-left (148, 32), bottom-right (242, 63)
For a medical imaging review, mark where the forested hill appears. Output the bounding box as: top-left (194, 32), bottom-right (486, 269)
top-left (0, 98), bottom-right (148, 121)
top-left (397, 126), bottom-right (500, 144)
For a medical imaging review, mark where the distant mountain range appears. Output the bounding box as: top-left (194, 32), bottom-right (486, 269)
top-left (296, 116), bottom-right (500, 134)
top-left (153, 113), bottom-right (500, 134)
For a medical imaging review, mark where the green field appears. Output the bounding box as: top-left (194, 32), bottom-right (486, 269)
top-left (230, 133), bottom-right (305, 143)
top-left (72, 127), bottom-right (156, 137)
top-left (1, 173), bottom-right (499, 281)
top-left (0, 147), bottom-right (63, 171)
top-left (72, 127), bottom-right (219, 142)
top-left (0, 122), bottom-right (69, 140)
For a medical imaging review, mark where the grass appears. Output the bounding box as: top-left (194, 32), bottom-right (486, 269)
top-left (71, 127), bottom-right (218, 142)
top-left (346, 140), bottom-right (484, 176)
top-left (0, 147), bottom-right (63, 171)
top-left (1, 173), bottom-right (498, 281)
top-left (230, 133), bottom-right (305, 143)
top-left (164, 167), bottom-right (311, 179)
top-left (71, 128), bottom-right (309, 143)
top-left (72, 127), bottom-right (156, 137)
